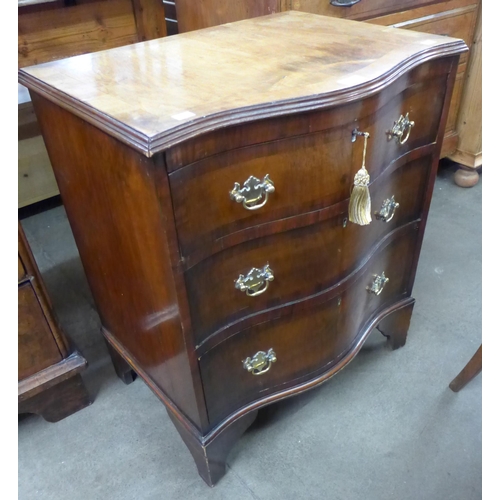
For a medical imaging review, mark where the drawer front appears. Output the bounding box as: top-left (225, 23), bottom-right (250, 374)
top-left (18, 282), bottom-right (62, 381)
top-left (170, 70), bottom-right (447, 261)
top-left (186, 155), bottom-right (431, 345)
top-left (369, 1), bottom-right (477, 66)
top-left (200, 226), bottom-right (419, 424)
top-left (288, 0), bottom-right (446, 21)
top-left (171, 122), bottom-right (352, 259)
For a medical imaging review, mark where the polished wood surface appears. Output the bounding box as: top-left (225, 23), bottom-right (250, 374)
top-left (18, 224), bottom-right (91, 421)
top-left (22, 13), bottom-right (463, 485)
top-left (19, 11), bottom-right (466, 156)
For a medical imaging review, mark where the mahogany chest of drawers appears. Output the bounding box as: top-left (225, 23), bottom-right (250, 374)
top-left (18, 12), bottom-right (466, 486)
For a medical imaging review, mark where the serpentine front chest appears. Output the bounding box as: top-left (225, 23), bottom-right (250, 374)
top-left (18, 11), bottom-right (467, 486)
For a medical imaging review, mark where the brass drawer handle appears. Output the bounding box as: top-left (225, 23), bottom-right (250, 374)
top-left (367, 272), bottom-right (389, 295)
top-left (330, 0), bottom-right (363, 6)
top-left (375, 196), bottom-right (399, 222)
top-left (235, 264), bottom-right (274, 297)
top-left (388, 113), bottom-right (414, 145)
top-left (243, 349), bottom-right (277, 376)
top-left (230, 174), bottom-right (275, 210)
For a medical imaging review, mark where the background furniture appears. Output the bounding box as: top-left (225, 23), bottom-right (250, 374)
top-left (20, 12), bottom-right (465, 484)
top-left (18, 223), bottom-right (91, 422)
top-left (18, 0), bottom-right (166, 208)
top-left (283, 0), bottom-right (481, 162)
top-left (449, 344), bottom-right (482, 391)
top-left (165, 0), bottom-right (482, 177)
top-left (171, 0), bottom-right (279, 32)
top-left (448, 0), bottom-right (481, 186)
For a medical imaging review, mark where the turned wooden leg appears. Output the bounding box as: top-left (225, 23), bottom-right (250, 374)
top-left (18, 374), bottom-right (92, 423)
top-left (377, 299), bottom-right (415, 350)
top-left (105, 338), bottom-right (137, 385)
top-left (449, 345), bottom-right (482, 392)
top-left (454, 165), bottom-right (480, 187)
top-left (167, 409), bottom-right (258, 487)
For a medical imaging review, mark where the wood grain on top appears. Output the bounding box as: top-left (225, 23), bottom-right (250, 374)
top-left (18, 11), bottom-right (467, 156)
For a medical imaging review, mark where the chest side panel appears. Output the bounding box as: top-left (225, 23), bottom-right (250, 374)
top-left (30, 94), bottom-right (206, 430)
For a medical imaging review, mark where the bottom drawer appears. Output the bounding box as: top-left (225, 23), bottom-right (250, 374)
top-left (200, 224), bottom-right (419, 424)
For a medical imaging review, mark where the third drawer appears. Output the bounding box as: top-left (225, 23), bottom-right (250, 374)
top-left (199, 222), bottom-right (419, 425)
top-left (186, 154), bottom-right (432, 346)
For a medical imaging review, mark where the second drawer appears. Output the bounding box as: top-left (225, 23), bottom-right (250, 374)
top-left (186, 154), bottom-right (432, 346)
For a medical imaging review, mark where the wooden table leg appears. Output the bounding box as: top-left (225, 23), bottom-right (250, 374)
top-left (449, 345), bottom-right (482, 392)
top-left (104, 337), bottom-right (137, 385)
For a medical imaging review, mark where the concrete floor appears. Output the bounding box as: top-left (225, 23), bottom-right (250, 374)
top-left (19, 164), bottom-right (481, 500)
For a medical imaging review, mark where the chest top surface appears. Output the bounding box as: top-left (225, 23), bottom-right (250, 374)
top-left (18, 11), bottom-right (466, 156)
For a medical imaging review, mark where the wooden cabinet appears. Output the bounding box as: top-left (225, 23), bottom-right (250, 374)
top-left (448, 0), bottom-right (481, 184)
top-left (18, 224), bottom-right (91, 422)
top-left (19, 12), bottom-right (465, 485)
top-left (284, 0), bottom-right (481, 160)
top-left (173, 0), bottom-right (280, 32)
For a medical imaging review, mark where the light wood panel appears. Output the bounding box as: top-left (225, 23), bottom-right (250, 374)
top-left (132, 0), bottom-right (167, 40)
top-left (448, 1), bottom-right (481, 168)
top-left (18, 0), bottom-right (139, 67)
top-left (18, 135), bottom-right (59, 208)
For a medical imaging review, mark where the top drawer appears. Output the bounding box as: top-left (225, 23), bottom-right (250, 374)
top-left (169, 60), bottom-right (450, 261)
top-left (288, 0), bottom-right (448, 21)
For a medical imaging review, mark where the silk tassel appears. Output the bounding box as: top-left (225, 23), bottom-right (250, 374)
top-left (348, 132), bottom-right (372, 226)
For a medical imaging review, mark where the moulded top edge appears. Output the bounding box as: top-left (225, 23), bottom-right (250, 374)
top-left (18, 11), bottom-right (468, 157)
